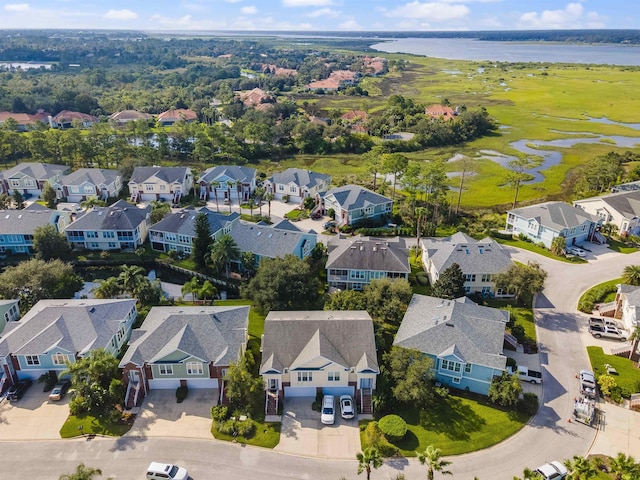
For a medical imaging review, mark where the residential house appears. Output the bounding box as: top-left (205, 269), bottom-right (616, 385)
top-left (0, 111), bottom-right (50, 131)
top-left (0, 162), bottom-right (70, 197)
top-left (230, 221), bottom-right (317, 266)
top-left (149, 208), bottom-right (240, 255)
top-left (610, 284), bottom-right (640, 331)
top-left (119, 305), bottom-right (249, 408)
top-left (340, 110), bottom-right (368, 133)
top-left (238, 87), bottom-right (274, 108)
top-left (421, 232), bottom-right (514, 297)
top-left (322, 185), bottom-right (393, 227)
top-left (394, 294), bottom-right (509, 395)
top-left (265, 168), bottom-right (331, 204)
top-left (0, 300), bottom-right (20, 334)
top-left (56, 168), bottom-right (123, 203)
top-left (0, 299), bottom-right (137, 386)
top-left (326, 235), bottom-right (410, 291)
top-left (49, 110), bottom-right (98, 129)
top-left (198, 165), bottom-right (257, 203)
top-left (0, 203), bottom-right (71, 255)
top-left (506, 201), bottom-right (600, 249)
top-left (260, 64), bottom-right (298, 77)
top-left (108, 110), bottom-right (154, 125)
top-left (64, 200), bottom-right (151, 250)
top-left (425, 105), bottom-right (457, 120)
top-left (260, 310), bottom-right (378, 415)
top-left (129, 166), bottom-right (193, 203)
top-left (362, 56), bottom-right (387, 76)
top-left (157, 109), bottom-right (198, 126)
top-left (573, 189), bottom-right (640, 237)
top-left (306, 70), bottom-right (357, 91)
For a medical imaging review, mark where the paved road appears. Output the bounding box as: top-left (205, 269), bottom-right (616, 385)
top-left (3, 246), bottom-right (639, 479)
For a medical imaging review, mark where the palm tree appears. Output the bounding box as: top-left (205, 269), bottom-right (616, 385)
top-left (255, 186), bottom-right (265, 218)
top-left (417, 445), bottom-right (453, 480)
top-left (264, 192), bottom-right (274, 220)
top-left (118, 265), bottom-right (146, 296)
top-left (198, 280), bottom-right (217, 304)
top-left (356, 447), bottom-right (383, 480)
top-left (609, 452), bottom-right (640, 480)
top-left (91, 277), bottom-right (122, 299)
top-left (628, 325), bottom-right (640, 360)
top-left (622, 265), bottom-right (640, 286)
top-left (415, 206), bottom-right (427, 249)
top-left (247, 198), bottom-right (257, 220)
top-left (181, 276), bottom-right (200, 303)
top-left (564, 455), bottom-right (597, 480)
top-left (211, 181), bottom-right (221, 212)
top-left (208, 234), bottom-right (241, 278)
top-left (80, 196), bottom-right (105, 210)
top-left (58, 463), bottom-right (111, 480)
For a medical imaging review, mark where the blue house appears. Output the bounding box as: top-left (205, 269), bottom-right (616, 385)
top-left (0, 203), bottom-right (71, 255)
top-left (0, 299), bottom-right (137, 386)
top-left (322, 185), bottom-right (393, 227)
top-left (394, 294), bottom-right (509, 395)
top-left (197, 165), bottom-right (257, 203)
top-left (506, 201), bottom-right (600, 249)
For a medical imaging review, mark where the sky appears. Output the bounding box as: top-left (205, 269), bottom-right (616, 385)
top-left (0, 0), bottom-right (635, 32)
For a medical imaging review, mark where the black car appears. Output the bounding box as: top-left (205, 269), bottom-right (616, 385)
top-left (7, 379), bottom-right (33, 401)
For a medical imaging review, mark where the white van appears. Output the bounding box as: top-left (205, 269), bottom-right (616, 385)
top-left (146, 462), bottom-right (189, 480)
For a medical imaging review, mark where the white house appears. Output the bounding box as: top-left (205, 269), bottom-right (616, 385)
top-left (573, 190), bottom-right (640, 238)
top-left (265, 168), bottom-right (331, 203)
top-left (129, 167), bottom-right (194, 203)
top-left (198, 165), bottom-right (257, 203)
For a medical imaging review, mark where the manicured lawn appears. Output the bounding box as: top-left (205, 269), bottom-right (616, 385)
top-left (606, 238), bottom-right (638, 254)
top-left (60, 414), bottom-right (132, 438)
top-left (578, 278), bottom-right (622, 308)
top-left (284, 208), bottom-right (306, 220)
top-left (211, 421), bottom-right (280, 448)
top-left (361, 394), bottom-right (529, 456)
top-left (495, 237), bottom-right (586, 263)
top-left (586, 346), bottom-right (640, 398)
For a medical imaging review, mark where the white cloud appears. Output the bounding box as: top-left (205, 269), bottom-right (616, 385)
top-left (104, 9), bottom-right (138, 20)
top-left (225, 0), bottom-right (242, 2)
top-left (240, 5), bottom-right (257, 14)
top-left (307, 8), bottom-right (340, 18)
top-left (339, 20), bottom-right (362, 30)
top-left (4, 3), bottom-right (30, 12)
top-left (386, 2), bottom-right (469, 21)
top-left (282, 0), bottom-right (333, 7)
top-left (518, 2), bottom-right (603, 29)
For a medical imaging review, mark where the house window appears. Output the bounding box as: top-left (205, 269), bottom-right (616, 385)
top-left (452, 377), bottom-right (461, 384)
top-left (481, 274), bottom-right (491, 282)
top-left (464, 364), bottom-right (472, 374)
top-left (159, 185), bottom-right (166, 191)
top-left (84, 186), bottom-right (94, 193)
top-left (103, 231), bottom-right (115, 238)
top-left (290, 186), bottom-right (296, 193)
top-left (52, 353), bottom-right (68, 365)
top-left (186, 362), bottom-right (203, 375)
top-left (297, 371), bottom-right (313, 382)
top-left (464, 286), bottom-right (471, 293)
top-left (278, 185), bottom-right (284, 191)
top-left (24, 179), bottom-right (35, 187)
top-left (25, 355), bottom-right (40, 366)
top-left (328, 371), bottom-right (340, 382)
top-left (464, 274), bottom-right (476, 282)
top-left (351, 270), bottom-right (366, 280)
top-left (441, 359), bottom-right (461, 372)
top-left (159, 364), bottom-right (173, 375)
top-left (108, 242), bottom-right (117, 248)
top-left (145, 184), bottom-right (154, 191)
top-left (10, 180), bottom-right (20, 187)
top-left (481, 286), bottom-right (491, 294)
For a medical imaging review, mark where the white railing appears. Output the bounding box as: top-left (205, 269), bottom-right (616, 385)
top-left (219, 380), bottom-right (225, 404)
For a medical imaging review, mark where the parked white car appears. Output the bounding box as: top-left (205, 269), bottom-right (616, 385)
top-left (146, 462), bottom-right (188, 480)
top-left (321, 395), bottom-right (335, 425)
top-left (567, 247), bottom-right (586, 257)
top-left (535, 461), bottom-right (567, 480)
top-left (339, 395), bottom-right (355, 419)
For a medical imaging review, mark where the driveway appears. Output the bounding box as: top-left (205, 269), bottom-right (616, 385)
top-left (0, 386), bottom-right (70, 440)
top-left (125, 389), bottom-right (217, 439)
top-left (274, 397), bottom-right (361, 459)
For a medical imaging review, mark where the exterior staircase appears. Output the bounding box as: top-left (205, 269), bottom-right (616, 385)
top-left (360, 389), bottom-right (373, 415)
top-left (265, 391), bottom-right (279, 415)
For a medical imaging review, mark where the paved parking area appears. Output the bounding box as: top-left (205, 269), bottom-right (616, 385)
top-left (125, 389), bottom-right (217, 439)
top-left (0, 387), bottom-right (70, 440)
top-left (274, 397), bottom-right (361, 459)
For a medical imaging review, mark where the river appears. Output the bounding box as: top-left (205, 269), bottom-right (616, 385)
top-left (371, 38), bottom-right (640, 66)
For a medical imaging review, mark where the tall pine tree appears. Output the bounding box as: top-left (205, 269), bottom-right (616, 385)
top-left (432, 262), bottom-right (466, 299)
top-left (192, 213), bottom-right (212, 271)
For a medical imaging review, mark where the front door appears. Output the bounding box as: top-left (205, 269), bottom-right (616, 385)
top-left (360, 378), bottom-right (371, 389)
top-left (129, 370), bottom-right (140, 385)
top-left (268, 378), bottom-right (279, 391)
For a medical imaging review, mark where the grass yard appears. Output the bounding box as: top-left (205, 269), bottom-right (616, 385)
top-left (60, 414), bottom-right (133, 438)
top-left (361, 393), bottom-right (529, 456)
top-left (211, 420), bottom-right (280, 448)
top-left (578, 278), bottom-right (622, 309)
top-left (284, 208), bottom-right (307, 220)
top-left (606, 238), bottom-right (639, 254)
top-left (216, 298), bottom-right (265, 339)
top-left (495, 237), bottom-right (586, 263)
top-left (586, 346), bottom-right (640, 398)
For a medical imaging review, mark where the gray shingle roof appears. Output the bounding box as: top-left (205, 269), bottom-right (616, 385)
top-left (326, 235), bottom-right (410, 273)
top-left (394, 294), bottom-right (508, 370)
top-left (119, 306), bottom-right (249, 367)
top-left (129, 166), bottom-right (190, 184)
top-left (0, 204), bottom-right (58, 235)
top-left (230, 221), bottom-right (313, 259)
top-left (260, 311), bottom-right (378, 374)
top-left (198, 165), bottom-right (256, 184)
top-left (599, 190), bottom-right (640, 219)
top-left (0, 299), bottom-right (137, 357)
top-left (0, 162), bottom-right (68, 181)
top-left (269, 168), bottom-right (330, 189)
top-left (272, 219), bottom-right (302, 232)
top-left (325, 184), bottom-right (392, 211)
top-left (59, 168), bottom-right (120, 188)
top-left (620, 284), bottom-right (640, 308)
top-left (509, 201), bottom-right (598, 231)
top-left (67, 200), bottom-right (150, 231)
top-left (149, 208), bottom-right (239, 237)
top-left (420, 232), bottom-right (513, 275)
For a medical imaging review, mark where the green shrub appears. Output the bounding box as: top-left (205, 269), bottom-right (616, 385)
top-left (511, 324), bottom-right (526, 344)
top-left (378, 414), bottom-right (407, 442)
top-left (517, 392), bottom-right (539, 415)
top-left (218, 419), bottom-right (255, 437)
top-left (506, 357), bottom-right (517, 369)
top-left (211, 405), bottom-right (229, 423)
top-left (176, 386), bottom-right (188, 403)
top-left (312, 390), bottom-right (322, 412)
top-left (416, 272), bottom-right (429, 286)
top-left (364, 421), bottom-right (398, 456)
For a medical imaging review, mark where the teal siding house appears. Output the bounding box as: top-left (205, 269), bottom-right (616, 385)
top-left (394, 294), bottom-right (509, 395)
top-left (0, 299), bottom-right (20, 334)
top-left (322, 185), bottom-right (393, 227)
top-left (119, 306), bottom-right (249, 409)
top-left (0, 203), bottom-right (71, 255)
top-left (0, 299), bottom-right (137, 386)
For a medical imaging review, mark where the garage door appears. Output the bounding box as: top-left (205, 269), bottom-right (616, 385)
top-left (149, 378), bottom-right (182, 390)
top-left (186, 378), bottom-right (218, 389)
top-left (322, 386), bottom-right (355, 397)
top-left (284, 386), bottom-right (316, 397)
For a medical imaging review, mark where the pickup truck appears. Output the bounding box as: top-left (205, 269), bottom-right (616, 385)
top-left (589, 317), bottom-right (622, 329)
top-left (579, 369), bottom-right (597, 398)
top-left (508, 365), bottom-right (543, 384)
top-left (589, 324), bottom-right (628, 341)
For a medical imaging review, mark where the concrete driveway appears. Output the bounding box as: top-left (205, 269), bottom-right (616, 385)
top-left (0, 386), bottom-right (70, 440)
top-left (125, 389), bottom-right (217, 439)
top-left (274, 397), bottom-right (361, 459)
